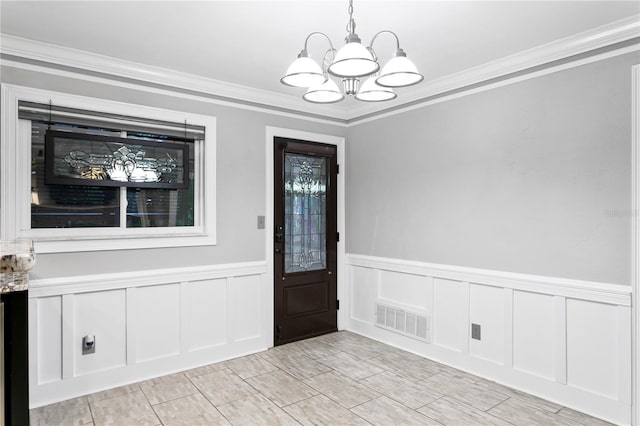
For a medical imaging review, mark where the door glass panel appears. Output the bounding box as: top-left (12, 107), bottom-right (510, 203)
top-left (284, 153), bottom-right (327, 273)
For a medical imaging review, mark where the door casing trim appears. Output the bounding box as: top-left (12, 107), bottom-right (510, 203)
top-left (265, 127), bottom-right (346, 349)
top-left (632, 64), bottom-right (639, 426)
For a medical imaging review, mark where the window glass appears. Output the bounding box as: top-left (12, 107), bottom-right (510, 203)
top-left (31, 122), bottom-right (121, 228)
top-left (125, 132), bottom-right (195, 228)
top-left (126, 186), bottom-right (194, 227)
top-left (30, 121), bottom-right (196, 229)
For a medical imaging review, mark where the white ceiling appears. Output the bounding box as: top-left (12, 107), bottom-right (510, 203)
top-left (1, 1), bottom-right (638, 112)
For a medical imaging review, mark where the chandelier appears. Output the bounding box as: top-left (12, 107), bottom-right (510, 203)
top-left (281, 0), bottom-right (424, 103)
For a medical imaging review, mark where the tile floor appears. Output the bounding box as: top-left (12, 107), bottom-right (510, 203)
top-left (30, 331), bottom-right (612, 425)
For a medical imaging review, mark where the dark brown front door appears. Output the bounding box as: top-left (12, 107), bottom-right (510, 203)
top-left (274, 137), bottom-right (338, 346)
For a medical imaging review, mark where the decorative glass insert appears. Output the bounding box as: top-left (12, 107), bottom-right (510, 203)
top-left (284, 153), bottom-right (327, 273)
top-left (45, 130), bottom-right (189, 189)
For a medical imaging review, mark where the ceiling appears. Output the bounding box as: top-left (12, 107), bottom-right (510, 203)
top-left (1, 1), bottom-right (639, 114)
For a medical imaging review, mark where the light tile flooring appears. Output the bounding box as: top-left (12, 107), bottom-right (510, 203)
top-left (30, 331), bottom-right (612, 426)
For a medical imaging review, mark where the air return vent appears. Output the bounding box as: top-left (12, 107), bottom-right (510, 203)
top-left (375, 302), bottom-right (431, 343)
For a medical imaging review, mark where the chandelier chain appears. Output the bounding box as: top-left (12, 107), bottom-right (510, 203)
top-left (346, 0), bottom-right (355, 34)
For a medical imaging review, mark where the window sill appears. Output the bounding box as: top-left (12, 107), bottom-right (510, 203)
top-left (30, 234), bottom-right (217, 253)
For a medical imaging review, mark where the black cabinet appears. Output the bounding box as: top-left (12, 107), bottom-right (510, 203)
top-left (2, 290), bottom-right (29, 426)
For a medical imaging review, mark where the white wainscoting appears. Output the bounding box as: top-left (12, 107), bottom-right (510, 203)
top-left (345, 254), bottom-right (632, 425)
top-left (28, 261), bottom-right (268, 408)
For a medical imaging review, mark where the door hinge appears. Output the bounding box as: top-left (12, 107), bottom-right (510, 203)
top-left (337, 164), bottom-right (340, 174)
top-left (336, 232), bottom-right (340, 242)
top-left (336, 300), bottom-right (340, 310)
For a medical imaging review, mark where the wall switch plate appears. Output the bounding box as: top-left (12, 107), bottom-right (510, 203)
top-left (257, 216), bottom-right (265, 229)
top-left (471, 323), bottom-right (481, 340)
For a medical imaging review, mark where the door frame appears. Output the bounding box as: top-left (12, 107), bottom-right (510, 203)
top-left (632, 64), bottom-right (639, 426)
top-left (265, 126), bottom-right (346, 348)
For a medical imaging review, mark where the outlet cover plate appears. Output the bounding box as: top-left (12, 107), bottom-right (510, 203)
top-left (471, 323), bottom-right (481, 340)
top-left (82, 336), bottom-right (95, 355)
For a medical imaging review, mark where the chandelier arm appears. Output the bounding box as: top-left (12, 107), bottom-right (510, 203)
top-left (368, 30), bottom-right (401, 52)
top-left (303, 32), bottom-right (335, 54)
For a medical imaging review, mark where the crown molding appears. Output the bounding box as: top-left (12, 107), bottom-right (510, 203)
top-left (346, 14), bottom-right (640, 121)
top-left (1, 14), bottom-right (638, 124)
top-left (0, 34), bottom-right (349, 122)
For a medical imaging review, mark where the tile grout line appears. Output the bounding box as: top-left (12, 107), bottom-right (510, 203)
top-left (137, 387), bottom-right (163, 425)
top-left (85, 396), bottom-right (97, 426)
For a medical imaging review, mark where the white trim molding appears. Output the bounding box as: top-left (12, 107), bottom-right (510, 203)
top-left (632, 63), bottom-right (640, 426)
top-left (1, 14), bottom-right (637, 124)
top-left (28, 260), bottom-right (269, 408)
top-left (347, 14), bottom-right (640, 122)
top-left (265, 127), bottom-right (347, 348)
top-left (346, 253), bottom-right (632, 425)
top-left (0, 34), bottom-right (347, 123)
top-left (1, 84), bottom-right (217, 253)
top-left (29, 261), bottom-right (267, 298)
top-left (348, 254), bottom-right (631, 306)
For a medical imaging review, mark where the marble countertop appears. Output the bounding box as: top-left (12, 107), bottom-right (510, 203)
top-left (0, 282), bottom-right (29, 294)
top-left (1, 250), bottom-right (35, 293)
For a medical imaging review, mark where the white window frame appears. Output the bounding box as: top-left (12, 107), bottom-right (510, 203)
top-left (1, 84), bottom-right (216, 253)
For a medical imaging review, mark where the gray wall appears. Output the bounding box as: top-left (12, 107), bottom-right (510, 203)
top-left (346, 52), bottom-right (639, 285)
top-left (1, 67), bottom-right (346, 279)
top-left (3, 52), bottom-right (637, 284)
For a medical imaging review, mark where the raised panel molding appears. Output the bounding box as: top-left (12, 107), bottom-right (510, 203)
top-left (183, 279), bottom-right (227, 352)
top-left (134, 284), bottom-right (181, 363)
top-left (469, 284), bottom-right (505, 365)
top-left (552, 296), bottom-right (568, 385)
top-left (513, 291), bottom-right (555, 380)
top-left (566, 299), bottom-right (619, 398)
top-left (35, 297), bottom-right (62, 384)
top-left (28, 261), bottom-right (268, 408)
top-left (231, 275), bottom-right (262, 343)
top-left (433, 278), bottom-right (469, 353)
top-left (73, 290), bottom-right (127, 376)
top-left (345, 253), bottom-right (632, 425)
top-left (379, 270), bottom-right (432, 312)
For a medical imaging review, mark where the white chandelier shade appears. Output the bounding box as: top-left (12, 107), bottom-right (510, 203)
top-left (376, 52), bottom-right (424, 88)
top-left (355, 75), bottom-right (397, 102)
top-left (280, 0), bottom-right (424, 104)
top-left (303, 79), bottom-right (345, 103)
top-left (328, 42), bottom-right (379, 78)
top-left (280, 54), bottom-right (327, 88)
